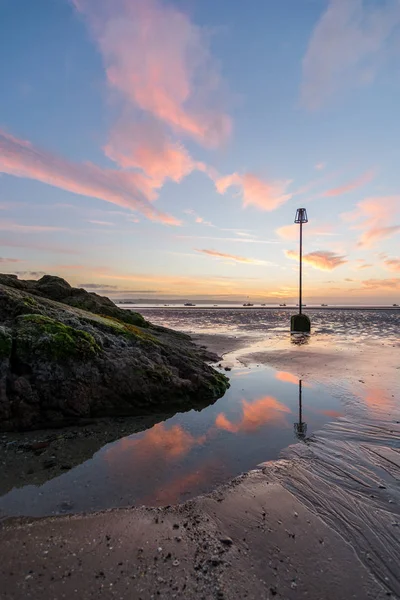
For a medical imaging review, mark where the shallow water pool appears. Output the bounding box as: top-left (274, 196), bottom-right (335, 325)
top-left (0, 365), bottom-right (343, 517)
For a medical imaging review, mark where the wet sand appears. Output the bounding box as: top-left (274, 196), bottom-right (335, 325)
top-left (1, 331), bottom-right (399, 599)
top-left (0, 470), bottom-right (387, 600)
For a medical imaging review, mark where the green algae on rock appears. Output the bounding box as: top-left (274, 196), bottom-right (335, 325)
top-left (0, 274), bottom-right (229, 431)
top-left (15, 314), bottom-right (101, 362)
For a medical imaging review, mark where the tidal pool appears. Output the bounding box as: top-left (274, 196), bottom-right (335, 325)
top-left (0, 365), bottom-right (343, 517)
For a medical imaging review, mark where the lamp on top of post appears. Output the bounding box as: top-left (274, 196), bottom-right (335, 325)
top-left (291, 208), bottom-right (311, 334)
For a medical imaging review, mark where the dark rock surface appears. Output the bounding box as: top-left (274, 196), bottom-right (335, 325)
top-left (0, 274), bottom-right (229, 431)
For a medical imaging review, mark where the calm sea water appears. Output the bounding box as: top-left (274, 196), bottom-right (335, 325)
top-left (134, 306), bottom-right (400, 343)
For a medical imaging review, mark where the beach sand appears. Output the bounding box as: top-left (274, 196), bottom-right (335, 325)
top-left (1, 332), bottom-right (399, 599)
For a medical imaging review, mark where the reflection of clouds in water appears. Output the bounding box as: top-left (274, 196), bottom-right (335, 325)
top-left (105, 423), bottom-right (206, 466)
top-left (142, 459), bottom-right (224, 505)
top-left (363, 386), bottom-right (397, 414)
top-left (314, 409), bottom-right (344, 418)
top-left (276, 371), bottom-right (312, 387)
top-left (216, 396), bottom-right (292, 434)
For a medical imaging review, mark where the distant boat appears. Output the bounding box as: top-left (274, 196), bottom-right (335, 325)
top-left (393, 303), bottom-right (399, 307)
top-left (164, 304), bottom-right (169, 306)
top-left (321, 303), bottom-right (328, 307)
top-left (243, 303), bottom-right (254, 307)
top-left (184, 302), bottom-right (196, 306)
top-left (279, 303), bottom-right (286, 307)
top-left (261, 303), bottom-right (266, 306)
top-left (213, 304), bottom-right (218, 307)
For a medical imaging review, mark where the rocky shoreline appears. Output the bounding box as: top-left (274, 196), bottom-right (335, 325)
top-left (0, 274), bottom-right (229, 431)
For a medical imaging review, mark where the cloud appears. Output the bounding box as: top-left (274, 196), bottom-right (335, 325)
top-left (357, 262), bottom-right (373, 270)
top-left (301, 0), bottom-right (400, 109)
top-left (215, 172), bottom-right (292, 211)
top-left (383, 258), bottom-right (400, 273)
top-left (276, 223), bottom-right (336, 241)
top-left (323, 168), bottom-right (376, 197)
top-left (0, 130), bottom-right (180, 225)
top-left (78, 283), bottom-right (119, 290)
top-left (345, 278), bottom-right (354, 282)
top-left (184, 209), bottom-right (214, 228)
top-left (342, 196), bottom-right (400, 247)
top-left (315, 162), bottom-right (326, 170)
top-left (177, 235), bottom-right (279, 245)
top-left (104, 118), bottom-right (199, 187)
top-left (0, 220), bottom-right (67, 233)
top-left (285, 249), bottom-right (347, 270)
top-left (73, 0), bottom-right (231, 147)
top-left (359, 225), bottom-right (400, 247)
top-left (196, 248), bottom-right (267, 265)
top-left (87, 220), bottom-right (115, 226)
top-left (0, 257), bottom-right (21, 263)
top-left (11, 270), bottom-right (47, 278)
top-left (362, 278), bottom-right (400, 290)
top-left (0, 237), bottom-right (80, 254)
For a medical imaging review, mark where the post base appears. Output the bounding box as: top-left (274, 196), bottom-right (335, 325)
top-left (291, 314), bottom-right (311, 333)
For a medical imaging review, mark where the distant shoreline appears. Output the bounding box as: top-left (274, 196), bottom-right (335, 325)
top-left (117, 304), bottom-right (400, 311)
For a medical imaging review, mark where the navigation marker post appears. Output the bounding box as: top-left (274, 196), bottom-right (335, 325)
top-left (290, 208), bottom-right (311, 334)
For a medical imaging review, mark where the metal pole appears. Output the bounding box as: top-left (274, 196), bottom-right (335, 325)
top-left (299, 221), bottom-right (303, 315)
top-left (299, 379), bottom-right (302, 425)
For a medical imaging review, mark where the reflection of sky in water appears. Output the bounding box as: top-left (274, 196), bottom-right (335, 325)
top-left (136, 308), bottom-right (400, 344)
top-left (0, 367), bottom-right (343, 517)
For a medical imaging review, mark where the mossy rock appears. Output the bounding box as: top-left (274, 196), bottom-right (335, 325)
top-left (15, 314), bottom-right (101, 362)
top-left (66, 296), bottom-right (148, 328)
top-left (208, 371), bottom-right (230, 396)
top-left (0, 326), bottom-right (12, 360)
top-left (95, 314), bottom-right (159, 345)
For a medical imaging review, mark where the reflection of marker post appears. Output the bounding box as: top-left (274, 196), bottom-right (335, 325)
top-left (294, 379), bottom-right (307, 440)
top-left (291, 209), bottom-right (311, 333)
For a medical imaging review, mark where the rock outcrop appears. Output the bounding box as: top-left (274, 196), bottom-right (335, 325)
top-left (0, 274), bottom-right (229, 431)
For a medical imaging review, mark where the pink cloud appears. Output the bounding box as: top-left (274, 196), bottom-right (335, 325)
top-left (362, 278), bottom-right (400, 290)
top-left (73, 0), bottom-right (231, 147)
top-left (285, 249), bottom-right (347, 271)
top-left (323, 168), bottom-right (376, 197)
top-left (104, 119), bottom-right (199, 187)
top-left (383, 258), bottom-right (400, 273)
top-left (276, 223), bottom-right (336, 241)
top-left (358, 225), bottom-right (400, 248)
top-left (342, 196), bottom-right (400, 248)
top-left (196, 248), bottom-right (266, 265)
top-left (301, 0), bottom-right (400, 109)
top-left (0, 220), bottom-right (67, 233)
top-left (215, 172), bottom-right (292, 211)
top-left (0, 130), bottom-right (180, 225)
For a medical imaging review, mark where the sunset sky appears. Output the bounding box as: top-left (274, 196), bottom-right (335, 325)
top-left (1, 0), bottom-right (399, 303)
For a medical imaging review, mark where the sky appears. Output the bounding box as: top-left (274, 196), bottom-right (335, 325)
top-left (0, 0), bottom-right (400, 303)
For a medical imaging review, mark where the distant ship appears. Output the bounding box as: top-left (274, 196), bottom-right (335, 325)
top-left (279, 303), bottom-right (286, 307)
top-left (261, 303), bottom-right (266, 306)
top-left (394, 303), bottom-right (399, 307)
top-left (321, 303), bottom-right (328, 307)
top-left (243, 303), bottom-right (254, 307)
top-left (184, 302), bottom-right (196, 306)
